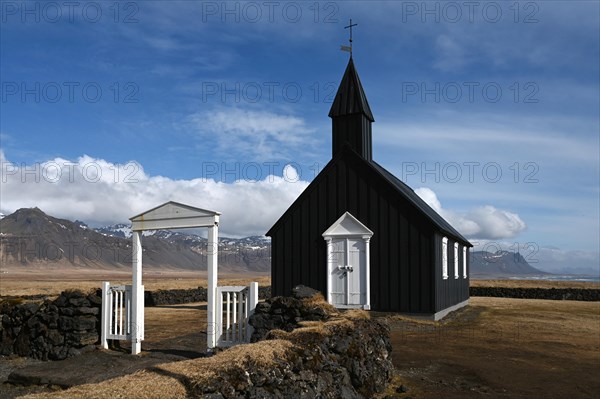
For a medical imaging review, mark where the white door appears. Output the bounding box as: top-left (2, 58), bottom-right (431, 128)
top-left (329, 238), bottom-right (366, 308)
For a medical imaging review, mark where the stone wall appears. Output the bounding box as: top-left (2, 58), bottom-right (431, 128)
top-left (249, 285), bottom-right (333, 342)
top-left (144, 286), bottom-right (271, 306)
top-left (213, 285), bottom-right (394, 398)
top-left (0, 290), bottom-right (101, 360)
top-left (470, 287), bottom-right (600, 301)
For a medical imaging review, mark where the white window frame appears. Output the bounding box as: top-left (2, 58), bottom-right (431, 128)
top-left (454, 242), bottom-right (459, 279)
top-left (442, 237), bottom-right (448, 279)
top-left (463, 246), bottom-right (467, 278)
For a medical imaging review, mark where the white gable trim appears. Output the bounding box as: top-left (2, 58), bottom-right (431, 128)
top-left (322, 211), bottom-right (374, 237)
top-left (130, 201), bottom-right (220, 231)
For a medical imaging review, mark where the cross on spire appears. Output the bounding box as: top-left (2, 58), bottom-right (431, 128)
top-left (342, 18), bottom-right (358, 56)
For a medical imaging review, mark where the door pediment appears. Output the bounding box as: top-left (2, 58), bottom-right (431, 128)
top-left (322, 212), bottom-right (373, 237)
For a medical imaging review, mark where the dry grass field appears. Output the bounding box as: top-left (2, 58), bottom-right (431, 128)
top-left (470, 278), bottom-right (599, 289)
top-left (0, 269), bottom-right (271, 297)
top-left (1, 274), bottom-right (599, 398)
top-left (385, 297), bottom-right (600, 398)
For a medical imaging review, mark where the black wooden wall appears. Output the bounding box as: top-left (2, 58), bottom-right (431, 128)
top-left (433, 233), bottom-right (470, 312)
top-left (269, 147), bottom-right (447, 314)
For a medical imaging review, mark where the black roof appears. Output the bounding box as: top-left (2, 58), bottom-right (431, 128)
top-left (268, 57), bottom-right (470, 246)
top-left (267, 146), bottom-right (472, 246)
top-left (369, 160), bottom-right (471, 244)
top-left (328, 57), bottom-right (374, 122)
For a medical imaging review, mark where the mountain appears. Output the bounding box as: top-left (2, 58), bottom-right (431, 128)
top-left (0, 208), bottom-right (550, 277)
top-left (469, 250), bottom-right (548, 278)
top-left (0, 208), bottom-right (270, 272)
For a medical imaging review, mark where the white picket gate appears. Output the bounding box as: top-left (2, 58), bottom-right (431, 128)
top-left (100, 281), bottom-right (257, 352)
top-left (216, 282), bottom-right (258, 347)
top-left (101, 282), bottom-right (143, 348)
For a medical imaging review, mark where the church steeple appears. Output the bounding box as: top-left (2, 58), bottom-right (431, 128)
top-left (328, 57), bottom-right (374, 161)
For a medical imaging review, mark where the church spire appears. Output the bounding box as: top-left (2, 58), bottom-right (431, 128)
top-left (328, 57), bottom-right (375, 161)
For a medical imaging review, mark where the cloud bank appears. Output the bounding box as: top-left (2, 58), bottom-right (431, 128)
top-left (415, 187), bottom-right (526, 240)
top-left (2, 151), bottom-right (526, 240)
top-left (0, 151), bottom-right (308, 237)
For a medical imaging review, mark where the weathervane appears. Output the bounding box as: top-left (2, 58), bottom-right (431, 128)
top-left (340, 18), bottom-right (358, 56)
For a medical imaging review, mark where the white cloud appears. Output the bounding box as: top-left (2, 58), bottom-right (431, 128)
top-left (187, 108), bottom-right (316, 160)
top-left (433, 34), bottom-right (470, 71)
top-left (378, 113), bottom-right (599, 164)
top-left (0, 153), bottom-right (308, 237)
top-left (415, 187), bottom-right (526, 239)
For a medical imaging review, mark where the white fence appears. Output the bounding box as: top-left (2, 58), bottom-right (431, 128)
top-left (101, 282), bottom-right (143, 349)
top-left (100, 281), bottom-right (257, 352)
top-left (216, 282), bottom-right (258, 347)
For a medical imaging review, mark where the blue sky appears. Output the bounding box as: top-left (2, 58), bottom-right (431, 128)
top-left (1, 1), bottom-right (599, 272)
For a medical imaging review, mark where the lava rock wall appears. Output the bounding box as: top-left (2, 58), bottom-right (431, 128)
top-left (144, 286), bottom-right (271, 306)
top-left (0, 290), bottom-right (101, 360)
top-left (470, 287), bottom-right (600, 301)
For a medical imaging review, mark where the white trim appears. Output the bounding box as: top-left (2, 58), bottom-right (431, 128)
top-left (379, 299), bottom-right (469, 321)
top-left (130, 201), bottom-right (220, 231)
top-left (131, 231), bottom-right (143, 354)
top-left (207, 224), bottom-right (218, 350)
top-left (454, 242), bottom-right (459, 279)
top-left (124, 202), bottom-right (220, 355)
top-left (325, 237), bottom-right (333, 304)
top-left (322, 211), bottom-right (374, 237)
top-left (323, 212), bottom-right (372, 310)
top-left (463, 246), bottom-right (467, 278)
top-left (433, 299), bottom-right (469, 321)
top-left (363, 236), bottom-right (371, 310)
top-left (442, 237), bottom-right (448, 279)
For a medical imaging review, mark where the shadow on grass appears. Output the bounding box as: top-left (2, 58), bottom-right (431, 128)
top-left (145, 348), bottom-right (207, 359)
top-left (151, 304), bottom-right (207, 311)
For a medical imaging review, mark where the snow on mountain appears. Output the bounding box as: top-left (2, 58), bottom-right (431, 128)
top-left (93, 224), bottom-right (269, 250)
top-left (94, 223), bottom-right (132, 238)
top-left (74, 220), bottom-right (88, 230)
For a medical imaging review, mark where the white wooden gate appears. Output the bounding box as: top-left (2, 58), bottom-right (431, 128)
top-left (216, 282), bottom-right (258, 347)
top-left (101, 282), bottom-right (143, 348)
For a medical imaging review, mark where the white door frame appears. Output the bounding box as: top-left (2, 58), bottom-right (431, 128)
top-left (322, 212), bottom-right (373, 310)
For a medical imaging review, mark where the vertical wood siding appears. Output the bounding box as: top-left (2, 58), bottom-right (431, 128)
top-left (269, 150), bottom-right (469, 314)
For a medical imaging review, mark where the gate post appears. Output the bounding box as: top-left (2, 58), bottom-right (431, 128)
top-left (101, 282), bottom-right (110, 349)
top-left (246, 282), bottom-right (259, 342)
top-left (131, 231), bottom-right (143, 355)
top-left (207, 223), bottom-right (219, 351)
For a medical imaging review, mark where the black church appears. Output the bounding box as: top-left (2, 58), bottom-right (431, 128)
top-left (267, 57), bottom-right (472, 319)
